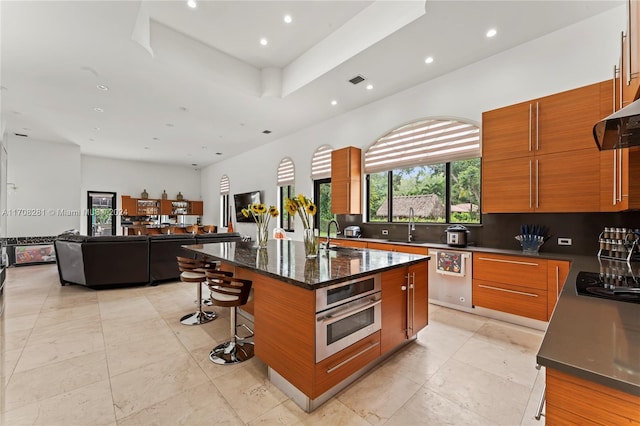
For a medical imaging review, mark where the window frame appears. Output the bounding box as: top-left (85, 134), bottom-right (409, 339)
top-left (366, 159), bottom-right (481, 224)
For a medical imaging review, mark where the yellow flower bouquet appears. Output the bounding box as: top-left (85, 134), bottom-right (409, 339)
top-left (241, 203), bottom-right (279, 248)
top-left (285, 194), bottom-right (318, 257)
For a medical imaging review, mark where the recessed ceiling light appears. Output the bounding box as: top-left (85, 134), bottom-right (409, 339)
top-left (93, 107), bottom-right (104, 112)
top-left (262, 130), bottom-right (272, 134)
top-left (366, 84), bottom-right (373, 90)
top-left (96, 84), bottom-right (109, 91)
top-left (260, 38), bottom-right (268, 46)
top-left (331, 100), bottom-right (338, 106)
top-left (94, 127), bottom-right (101, 131)
top-left (165, 123), bottom-right (174, 127)
top-left (152, 137), bottom-right (159, 141)
top-left (201, 146), bottom-right (207, 149)
top-left (192, 163), bottom-right (198, 166)
top-left (14, 133), bottom-right (28, 137)
top-left (179, 106), bottom-right (188, 112)
top-left (89, 138), bottom-right (95, 142)
top-left (425, 56), bottom-right (434, 64)
top-left (284, 14), bottom-right (292, 24)
top-left (187, 0), bottom-right (197, 9)
top-left (216, 152), bottom-right (223, 155)
top-left (486, 28), bottom-right (497, 38)
top-left (144, 146), bottom-right (151, 150)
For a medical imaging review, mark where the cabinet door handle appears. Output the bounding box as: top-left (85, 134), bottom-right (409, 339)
top-left (613, 149), bottom-right (618, 205)
top-left (528, 103), bottom-right (532, 152)
top-left (536, 102), bottom-right (540, 151)
top-left (626, 0), bottom-right (632, 85)
top-left (621, 31), bottom-right (626, 108)
top-left (536, 160), bottom-right (540, 208)
top-left (401, 285), bottom-right (407, 291)
top-left (529, 160), bottom-right (533, 209)
top-left (556, 265), bottom-right (560, 301)
top-left (406, 273), bottom-right (411, 338)
top-left (477, 257), bottom-right (541, 267)
top-left (326, 341), bottom-right (380, 374)
top-left (618, 148), bottom-right (623, 202)
top-left (613, 64), bottom-right (618, 112)
top-left (478, 284), bottom-right (539, 298)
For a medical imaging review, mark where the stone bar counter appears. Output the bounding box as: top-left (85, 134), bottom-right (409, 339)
top-left (184, 239), bottom-right (430, 412)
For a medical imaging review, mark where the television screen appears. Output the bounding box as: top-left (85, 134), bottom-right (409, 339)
top-left (233, 191), bottom-right (261, 223)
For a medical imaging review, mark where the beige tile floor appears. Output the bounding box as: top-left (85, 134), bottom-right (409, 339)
top-left (0, 264), bottom-right (547, 425)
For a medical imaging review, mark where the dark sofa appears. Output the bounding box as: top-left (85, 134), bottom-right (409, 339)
top-left (55, 232), bottom-right (242, 288)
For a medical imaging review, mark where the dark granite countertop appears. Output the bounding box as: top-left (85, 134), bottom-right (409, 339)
top-left (183, 240), bottom-right (429, 290)
top-left (536, 255), bottom-right (640, 396)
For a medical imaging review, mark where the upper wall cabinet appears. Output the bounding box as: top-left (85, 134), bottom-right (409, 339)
top-left (621, 0), bottom-right (640, 108)
top-left (482, 81), bottom-right (612, 213)
top-left (601, 1), bottom-right (640, 212)
top-left (331, 146), bottom-right (362, 215)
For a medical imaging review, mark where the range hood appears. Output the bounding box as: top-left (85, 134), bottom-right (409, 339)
top-left (594, 98), bottom-right (640, 150)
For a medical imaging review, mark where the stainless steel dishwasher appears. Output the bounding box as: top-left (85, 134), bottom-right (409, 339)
top-left (428, 249), bottom-right (473, 310)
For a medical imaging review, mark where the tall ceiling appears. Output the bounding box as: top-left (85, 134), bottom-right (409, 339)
top-left (1, 0), bottom-right (622, 168)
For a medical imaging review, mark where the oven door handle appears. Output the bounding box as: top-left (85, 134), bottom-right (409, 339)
top-left (317, 298), bottom-right (381, 326)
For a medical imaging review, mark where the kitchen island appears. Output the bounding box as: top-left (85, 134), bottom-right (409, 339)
top-left (185, 239), bottom-right (430, 412)
top-left (536, 255), bottom-right (640, 424)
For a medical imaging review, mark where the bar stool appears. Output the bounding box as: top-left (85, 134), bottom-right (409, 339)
top-left (177, 257), bottom-right (229, 325)
top-left (205, 270), bottom-right (253, 364)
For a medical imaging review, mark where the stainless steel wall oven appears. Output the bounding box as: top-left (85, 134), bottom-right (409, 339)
top-left (315, 274), bottom-right (381, 362)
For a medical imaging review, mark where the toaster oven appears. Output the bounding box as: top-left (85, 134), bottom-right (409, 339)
top-left (343, 226), bottom-right (361, 238)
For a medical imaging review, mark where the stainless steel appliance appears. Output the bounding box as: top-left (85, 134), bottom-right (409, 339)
top-left (594, 98), bottom-right (640, 150)
top-left (315, 274), bottom-right (381, 361)
top-left (428, 249), bottom-right (473, 310)
top-left (445, 225), bottom-right (469, 247)
top-left (343, 226), bottom-right (361, 238)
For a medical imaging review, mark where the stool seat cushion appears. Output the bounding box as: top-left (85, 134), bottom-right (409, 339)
top-left (210, 286), bottom-right (241, 302)
top-left (181, 271), bottom-right (205, 280)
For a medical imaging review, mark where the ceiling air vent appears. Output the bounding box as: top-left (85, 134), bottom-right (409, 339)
top-left (348, 75), bottom-right (366, 85)
top-left (14, 133), bottom-right (28, 137)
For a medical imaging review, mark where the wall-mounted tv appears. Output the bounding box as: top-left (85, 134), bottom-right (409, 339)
top-left (233, 191), bottom-right (261, 223)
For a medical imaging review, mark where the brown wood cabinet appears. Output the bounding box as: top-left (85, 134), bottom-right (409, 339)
top-left (380, 261), bottom-right (428, 355)
top-left (472, 253), bottom-right (550, 321)
top-left (253, 271), bottom-right (316, 397)
top-left (189, 200), bottom-right (204, 216)
top-left (482, 81), bottom-right (611, 213)
top-left (314, 331), bottom-right (381, 398)
top-left (546, 368), bottom-right (640, 425)
top-left (473, 254), bottom-right (573, 322)
top-left (331, 147), bottom-right (361, 214)
top-left (547, 260), bottom-right (569, 318)
top-left (121, 196), bottom-right (137, 216)
top-left (621, 0), bottom-right (640, 108)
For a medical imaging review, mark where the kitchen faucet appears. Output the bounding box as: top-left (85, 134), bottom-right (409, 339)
top-left (408, 207), bottom-right (415, 242)
top-left (325, 219), bottom-right (341, 252)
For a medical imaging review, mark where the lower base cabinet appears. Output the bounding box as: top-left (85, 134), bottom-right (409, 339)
top-left (380, 261), bottom-right (428, 355)
top-left (472, 253), bottom-right (570, 322)
top-left (546, 368), bottom-right (640, 425)
top-left (314, 331), bottom-right (381, 397)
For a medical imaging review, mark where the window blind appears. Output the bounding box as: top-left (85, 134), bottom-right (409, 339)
top-left (220, 175), bottom-right (230, 195)
top-left (277, 157), bottom-right (295, 186)
top-left (311, 144), bottom-right (333, 179)
top-left (364, 119), bottom-right (480, 173)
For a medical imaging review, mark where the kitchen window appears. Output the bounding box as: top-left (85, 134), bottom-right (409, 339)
top-left (311, 145), bottom-right (334, 235)
top-left (220, 175), bottom-right (230, 228)
top-left (277, 157), bottom-right (295, 231)
top-left (365, 118), bottom-right (481, 224)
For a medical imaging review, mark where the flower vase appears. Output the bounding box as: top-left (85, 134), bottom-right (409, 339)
top-left (257, 226), bottom-right (268, 248)
top-left (303, 228), bottom-right (318, 258)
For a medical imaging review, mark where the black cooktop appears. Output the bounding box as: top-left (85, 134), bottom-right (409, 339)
top-left (576, 271), bottom-right (640, 304)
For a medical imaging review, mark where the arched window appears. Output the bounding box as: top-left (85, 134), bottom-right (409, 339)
top-left (277, 158), bottom-right (295, 231)
top-left (311, 144), bottom-right (333, 180)
top-left (220, 175), bottom-right (230, 228)
top-left (365, 118), bottom-right (481, 224)
top-left (311, 144), bottom-right (334, 233)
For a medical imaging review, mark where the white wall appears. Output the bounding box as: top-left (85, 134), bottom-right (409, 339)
top-left (202, 6), bottom-right (626, 240)
top-left (6, 137), bottom-right (82, 237)
top-left (80, 155), bottom-right (201, 234)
